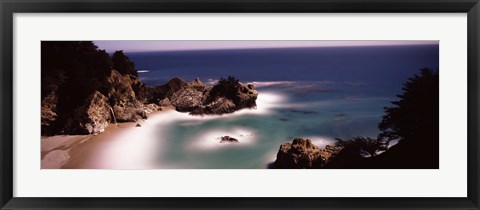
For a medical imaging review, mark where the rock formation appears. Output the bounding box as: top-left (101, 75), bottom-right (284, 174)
top-left (63, 91), bottom-right (111, 134)
top-left (102, 70), bottom-right (152, 122)
top-left (274, 138), bottom-right (342, 169)
top-left (41, 69), bottom-right (161, 135)
top-left (219, 136), bottom-right (239, 143)
top-left (144, 77), bottom-right (188, 104)
top-left (170, 86), bottom-right (206, 112)
top-left (170, 78), bottom-right (258, 115)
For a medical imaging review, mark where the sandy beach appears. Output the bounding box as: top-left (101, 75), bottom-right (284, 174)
top-left (41, 106), bottom-right (174, 169)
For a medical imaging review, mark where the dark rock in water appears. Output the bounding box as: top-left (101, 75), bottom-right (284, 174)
top-left (145, 77), bottom-right (188, 103)
top-left (63, 91), bottom-right (111, 134)
top-left (274, 138), bottom-right (342, 169)
top-left (136, 123), bottom-right (142, 127)
top-left (220, 136), bottom-right (239, 143)
top-left (227, 82), bottom-right (258, 110)
top-left (190, 98), bottom-right (237, 115)
top-left (170, 77), bottom-right (258, 115)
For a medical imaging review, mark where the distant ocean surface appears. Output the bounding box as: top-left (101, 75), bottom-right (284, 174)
top-left (115, 45), bottom-right (438, 168)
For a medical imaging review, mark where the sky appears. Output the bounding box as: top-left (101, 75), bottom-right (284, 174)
top-left (94, 40), bottom-right (438, 53)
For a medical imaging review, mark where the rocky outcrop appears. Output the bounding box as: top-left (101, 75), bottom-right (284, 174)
top-left (41, 69), bottom-right (161, 135)
top-left (63, 91), bottom-right (111, 134)
top-left (274, 138), bottom-right (342, 169)
top-left (102, 70), bottom-right (159, 122)
top-left (169, 79), bottom-right (258, 115)
top-left (144, 77), bottom-right (188, 104)
top-left (190, 98), bottom-right (236, 115)
top-left (170, 87), bottom-right (206, 112)
top-left (41, 42), bottom-right (163, 136)
top-left (233, 83), bottom-right (258, 109)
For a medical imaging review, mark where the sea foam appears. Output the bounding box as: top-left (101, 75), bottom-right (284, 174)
top-left (186, 127), bottom-right (256, 151)
top-left (94, 91), bottom-right (287, 168)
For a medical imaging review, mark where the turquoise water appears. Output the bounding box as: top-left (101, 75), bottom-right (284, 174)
top-left (144, 84), bottom-right (391, 169)
top-left (112, 46), bottom-right (438, 168)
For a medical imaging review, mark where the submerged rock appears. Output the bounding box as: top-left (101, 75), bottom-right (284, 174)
top-left (220, 136), bottom-right (239, 143)
top-left (169, 78), bottom-right (258, 115)
top-left (274, 138), bottom-right (342, 169)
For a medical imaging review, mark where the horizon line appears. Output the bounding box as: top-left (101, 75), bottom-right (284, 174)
top-left (94, 40), bottom-right (438, 53)
top-left (115, 43), bottom-right (439, 54)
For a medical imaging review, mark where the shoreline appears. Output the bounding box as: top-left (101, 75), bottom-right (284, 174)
top-left (41, 106), bottom-right (175, 169)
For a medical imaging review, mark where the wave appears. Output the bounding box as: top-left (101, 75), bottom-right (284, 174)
top-left (206, 78), bottom-right (219, 85)
top-left (95, 112), bottom-right (173, 169)
top-left (250, 80), bottom-right (334, 87)
top-left (250, 81), bottom-right (298, 88)
top-left (95, 91), bottom-right (289, 168)
top-left (137, 70), bottom-right (150, 73)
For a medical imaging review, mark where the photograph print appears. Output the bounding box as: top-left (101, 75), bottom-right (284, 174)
top-left (41, 40), bottom-right (439, 169)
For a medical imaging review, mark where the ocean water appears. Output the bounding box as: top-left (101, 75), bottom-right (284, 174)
top-left (111, 45), bottom-right (438, 169)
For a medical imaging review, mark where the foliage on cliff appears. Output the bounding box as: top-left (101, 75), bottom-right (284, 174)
top-left (41, 41), bottom-right (145, 135)
top-left (112, 50), bottom-right (138, 77)
top-left (369, 68), bottom-right (439, 168)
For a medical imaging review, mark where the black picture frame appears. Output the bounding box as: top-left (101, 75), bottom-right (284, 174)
top-left (1, 0), bottom-right (479, 209)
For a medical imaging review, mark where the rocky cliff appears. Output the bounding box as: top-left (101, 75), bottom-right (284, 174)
top-left (41, 69), bottom-right (160, 135)
top-left (63, 91), bottom-right (112, 134)
top-left (41, 72), bottom-right (258, 135)
top-left (41, 42), bottom-right (258, 136)
top-left (274, 138), bottom-right (343, 169)
top-left (101, 70), bottom-right (158, 122)
top-left (170, 77), bottom-right (258, 115)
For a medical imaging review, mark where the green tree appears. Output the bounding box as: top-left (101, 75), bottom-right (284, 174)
top-left (111, 50), bottom-right (138, 76)
top-left (335, 136), bottom-right (386, 157)
top-left (331, 68), bottom-right (439, 168)
top-left (41, 41), bottom-right (113, 134)
top-left (371, 68), bottom-right (439, 168)
top-left (378, 68), bottom-right (439, 144)
top-left (207, 76), bottom-right (240, 102)
top-left (41, 41), bottom-right (112, 106)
